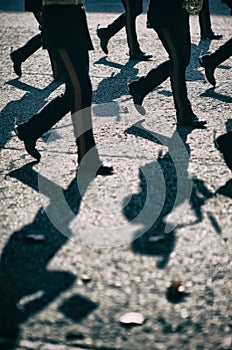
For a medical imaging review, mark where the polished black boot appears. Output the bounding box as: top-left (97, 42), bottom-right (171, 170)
top-left (176, 112), bottom-right (207, 128)
top-left (129, 51), bottom-right (152, 61)
top-left (199, 54), bottom-right (216, 87)
top-left (128, 81), bottom-right (147, 115)
top-left (201, 32), bottom-right (223, 40)
top-left (10, 33), bottom-right (42, 78)
top-left (10, 51), bottom-right (22, 78)
top-left (14, 124), bottom-right (41, 161)
top-left (96, 25), bottom-right (110, 55)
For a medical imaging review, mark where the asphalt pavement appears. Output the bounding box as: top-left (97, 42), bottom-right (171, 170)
top-left (0, 1), bottom-right (231, 349)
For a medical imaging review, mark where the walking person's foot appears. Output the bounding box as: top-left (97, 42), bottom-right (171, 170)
top-left (10, 50), bottom-right (22, 78)
top-left (15, 125), bottom-right (41, 161)
top-left (199, 54), bottom-right (216, 87)
top-left (201, 32), bottom-right (223, 40)
top-left (129, 51), bottom-right (152, 61)
top-left (128, 81), bottom-right (146, 115)
top-left (96, 25), bottom-right (109, 55)
top-left (176, 113), bottom-right (207, 128)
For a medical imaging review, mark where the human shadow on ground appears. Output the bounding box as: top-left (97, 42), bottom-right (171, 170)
top-left (93, 57), bottom-right (139, 103)
top-left (1, 162), bottom-right (97, 349)
top-left (123, 122), bottom-right (192, 268)
top-left (187, 40), bottom-right (211, 82)
top-left (200, 86), bottom-right (232, 103)
top-left (92, 57), bottom-right (139, 120)
top-left (217, 179), bottom-right (232, 198)
top-left (123, 120), bottom-right (221, 267)
top-left (0, 79), bottom-right (62, 151)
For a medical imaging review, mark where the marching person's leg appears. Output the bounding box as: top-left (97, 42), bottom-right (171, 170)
top-left (199, 0), bottom-right (222, 40)
top-left (199, 37), bottom-right (232, 86)
top-left (56, 47), bottom-right (113, 174)
top-left (97, 12), bottom-right (126, 55)
top-left (154, 12), bottom-right (206, 127)
top-left (10, 33), bottom-right (42, 78)
top-left (123, 0), bottom-right (152, 60)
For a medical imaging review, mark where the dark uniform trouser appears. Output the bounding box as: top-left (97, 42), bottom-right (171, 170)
top-left (13, 9), bottom-right (42, 62)
top-left (206, 37), bottom-right (232, 67)
top-left (13, 10), bottom-right (59, 78)
top-left (104, 0), bottom-right (143, 55)
top-left (136, 12), bottom-right (192, 116)
top-left (20, 47), bottom-right (95, 159)
top-left (14, 33), bottom-right (42, 62)
top-left (198, 0), bottom-right (213, 37)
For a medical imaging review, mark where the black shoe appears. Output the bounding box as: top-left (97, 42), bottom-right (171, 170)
top-left (96, 25), bottom-right (109, 55)
top-left (15, 125), bottom-right (41, 161)
top-left (201, 32), bottom-right (223, 40)
top-left (177, 113), bottom-right (207, 128)
top-left (77, 161), bottom-right (113, 176)
top-left (10, 51), bottom-right (22, 78)
top-left (128, 81), bottom-right (146, 115)
top-left (199, 55), bottom-right (216, 87)
top-left (129, 51), bottom-right (153, 61)
top-left (96, 162), bottom-right (114, 176)
top-left (214, 132), bottom-right (232, 170)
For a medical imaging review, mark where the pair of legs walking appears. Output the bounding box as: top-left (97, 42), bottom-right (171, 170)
top-left (96, 0), bottom-right (152, 61)
top-left (129, 12), bottom-right (206, 127)
top-left (15, 47), bottom-right (113, 175)
top-left (10, 10), bottom-right (60, 80)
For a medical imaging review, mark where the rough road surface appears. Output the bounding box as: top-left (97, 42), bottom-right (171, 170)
top-left (0, 1), bottom-right (231, 349)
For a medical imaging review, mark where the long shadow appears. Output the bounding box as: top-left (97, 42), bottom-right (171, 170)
top-left (0, 79), bottom-right (62, 151)
top-left (200, 87), bottom-right (232, 103)
top-left (187, 40), bottom-right (211, 82)
top-left (123, 122), bottom-right (192, 268)
top-left (123, 121), bottom-right (221, 268)
top-left (92, 58), bottom-right (140, 119)
top-left (1, 162), bottom-right (97, 349)
top-left (217, 179), bottom-right (232, 198)
top-left (190, 177), bottom-right (221, 233)
top-left (93, 57), bottom-right (139, 104)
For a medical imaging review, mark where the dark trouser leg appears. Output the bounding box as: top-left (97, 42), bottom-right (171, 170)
top-left (13, 10), bottom-right (42, 61)
top-left (198, 0), bottom-right (212, 37)
top-left (154, 13), bottom-right (192, 116)
top-left (104, 13), bottom-right (126, 41)
top-left (17, 47), bottom-right (94, 152)
top-left (122, 0), bottom-right (143, 55)
top-left (13, 33), bottom-right (42, 62)
top-left (206, 38), bottom-right (232, 67)
top-left (136, 60), bottom-right (171, 96)
top-left (55, 48), bottom-right (99, 165)
top-left (19, 93), bottom-right (70, 139)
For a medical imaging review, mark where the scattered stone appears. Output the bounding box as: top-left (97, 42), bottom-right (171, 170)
top-left (80, 274), bottom-right (92, 283)
top-left (119, 312), bottom-right (145, 326)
